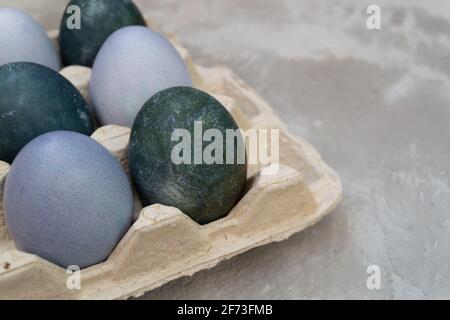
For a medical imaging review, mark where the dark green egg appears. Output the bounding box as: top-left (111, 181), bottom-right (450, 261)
top-left (129, 87), bottom-right (248, 225)
top-left (59, 0), bottom-right (146, 67)
top-left (0, 62), bottom-right (95, 163)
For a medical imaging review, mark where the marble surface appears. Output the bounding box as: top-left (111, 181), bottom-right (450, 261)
top-left (2, 0), bottom-right (449, 299)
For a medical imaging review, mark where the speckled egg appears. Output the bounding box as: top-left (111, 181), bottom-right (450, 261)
top-left (0, 8), bottom-right (60, 70)
top-left (129, 87), bottom-right (247, 225)
top-left (59, 0), bottom-right (146, 67)
top-left (3, 131), bottom-right (134, 269)
top-left (0, 62), bottom-right (95, 163)
top-left (89, 26), bottom-right (192, 127)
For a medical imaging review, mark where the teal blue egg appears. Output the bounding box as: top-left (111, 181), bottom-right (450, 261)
top-left (0, 62), bottom-right (95, 163)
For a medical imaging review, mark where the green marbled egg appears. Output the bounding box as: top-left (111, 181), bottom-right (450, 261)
top-left (59, 0), bottom-right (146, 67)
top-left (0, 62), bottom-right (95, 163)
top-left (129, 87), bottom-right (247, 224)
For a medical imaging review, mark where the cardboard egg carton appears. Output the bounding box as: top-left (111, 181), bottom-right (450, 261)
top-left (0, 20), bottom-right (342, 299)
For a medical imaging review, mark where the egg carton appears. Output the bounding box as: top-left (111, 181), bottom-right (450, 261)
top-left (0, 21), bottom-right (342, 300)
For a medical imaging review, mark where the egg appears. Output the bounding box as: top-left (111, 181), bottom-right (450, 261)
top-left (59, 0), bottom-right (146, 67)
top-left (0, 8), bottom-right (60, 70)
top-left (3, 131), bottom-right (134, 269)
top-left (89, 26), bottom-right (192, 127)
top-left (0, 62), bottom-right (95, 163)
top-left (129, 87), bottom-right (247, 225)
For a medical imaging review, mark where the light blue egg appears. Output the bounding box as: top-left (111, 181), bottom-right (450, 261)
top-left (0, 8), bottom-right (60, 70)
top-left (89, 26), bottom-right (192, 127)
top-left (3, 131), bottom-right (134, 269)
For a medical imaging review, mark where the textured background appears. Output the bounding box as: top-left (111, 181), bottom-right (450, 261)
top-left (2, 0), bottom-right (449, 299)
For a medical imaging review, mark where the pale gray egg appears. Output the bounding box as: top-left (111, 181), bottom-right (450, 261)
top-left (89, 26), bottom-right (192, 127)
top-left (3, 131), bottom-right (134, 269)
top-left (0, 8), bottom-right (60, 70)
